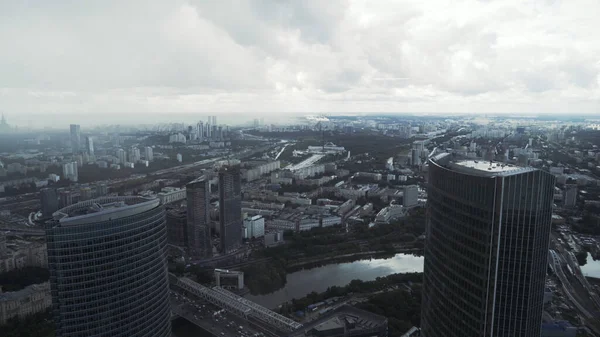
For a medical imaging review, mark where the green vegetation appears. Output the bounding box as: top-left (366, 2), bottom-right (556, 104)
top-left (357, 287), bottom-right (422, 336)
top-left (0, 309), bottom-right (55, 337)
top-left (241, 259), bottom-right (287, 295)
top-left (575, 251), bottom-right (588, 266)
top-left (288, 272), bottom-right (422, 311)
top-left (572, 213), bottom-right (600, 236)
top-left (0, 267), bottom-right (50, 292)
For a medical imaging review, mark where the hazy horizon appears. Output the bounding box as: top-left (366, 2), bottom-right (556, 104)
top-left (1, 1), bottom-right (599, 117)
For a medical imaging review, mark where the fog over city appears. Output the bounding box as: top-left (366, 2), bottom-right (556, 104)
top-left (1, 0), bottom-right (600, 127)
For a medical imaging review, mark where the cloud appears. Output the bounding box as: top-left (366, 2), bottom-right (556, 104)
top-left (0, 0), bottom-right (599, 118)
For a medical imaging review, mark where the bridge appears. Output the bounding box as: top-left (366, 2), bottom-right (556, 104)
top-left (172, 276), bottom-right (303, 334)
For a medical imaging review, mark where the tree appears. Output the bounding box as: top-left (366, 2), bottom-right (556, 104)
top-left (575, 251), bottom-right (588, 266)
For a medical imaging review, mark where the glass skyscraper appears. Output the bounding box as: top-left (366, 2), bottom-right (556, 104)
top-left (186, 177), bottom-right (212, 257)
top-left (422, 153), bottom-right (555, 337)
top-left (45, 196), bottom-right (171, 337)
top-left (219, 165), bottom-right (242, 253)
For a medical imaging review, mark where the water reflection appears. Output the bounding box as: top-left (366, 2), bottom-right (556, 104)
top-left (246, 253), bottom-right (424, 309)
top-left (581, 252), bottom-right (600, 278)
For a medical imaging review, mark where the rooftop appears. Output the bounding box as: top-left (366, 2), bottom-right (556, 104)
top-left (432, 153), bottom-right (536, 177)
top-left (51, 196), bottom-right (160, 226)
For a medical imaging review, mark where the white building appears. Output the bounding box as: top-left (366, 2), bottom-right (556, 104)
top-left (245, 161), bottom-right (281, 182)
top-left (176, 153), bottom-right (183, 162)
top-left (243, 215), bottom-right (265, 239)
top-left (307, 142), bottom-right (345, 154)
top-left (116, 149), bottom-right (127, 165)
top-left (157, 187), bottom-right (186, 205)
top-left (128, 147), bottom-right (141, 163)
top-left (145, 147), bottom-right (154, 162)
top-left (62, 162), bottom-right (78, 182)
top-left (375, 204), bottom-right (407, 224)
top-left (321, 216), bottom-right (341, 227)
top-left (169, 133), bottom-right (187, 143)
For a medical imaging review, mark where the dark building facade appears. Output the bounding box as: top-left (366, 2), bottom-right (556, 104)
top-left (166, 208), bottom-right (187, 247)
top-left (186, 177), bottom-right (212, 257)
top-left (219, 166), bottom-right (242, 253)
top-left (45, 196), bottom-right (171, 337)
top-left (421, 153), bottom-right (555, 337)
top-left (40, 188), bottom-right (59, 217)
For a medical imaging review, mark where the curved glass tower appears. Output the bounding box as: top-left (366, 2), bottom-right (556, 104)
top-left (45, 196), bottom-right (171, 337)
top-left (422, 153), bottom-right (555, 337)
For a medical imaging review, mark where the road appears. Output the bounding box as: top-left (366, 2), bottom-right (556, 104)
top-left (287, 154), bottom-right (325, 171)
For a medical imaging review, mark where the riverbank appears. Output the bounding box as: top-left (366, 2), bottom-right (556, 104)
top-left (245, 253), bottom-right (424, 309)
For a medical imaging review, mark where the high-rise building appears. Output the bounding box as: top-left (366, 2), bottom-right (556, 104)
top-left (563, 184), bottom-right (577, 208)
top-left (145, 146), bottom-right (154, 162)
top-left (62, 162), bottom-right (78, 182)
top-left (219, 166), bottom-right (242, 253)
top-left (85, 136), bottom-right (94, 155)
top-left (197, 121), bottom-right (204, 140)
top-left (212, 116), bottom-right (217, 126)
top-left (205, 122), bottom-right (212, 138)
top-left (117, 148), bottom-right (127, 164)
top-left (45, 196), bottom-right (171, 337)
top-left (186, 177), bottom-right (212, 257)
top-left (69, 124), bottom-right (81, 154)
top-left (166, 209), bottom-right (187, 248)
top-left (58, 190), bottom-right (74, 208)
top-left (40, 188), bottom-right (59, 217)
top-left (421, 153), bottom-right (555, 337)
top-left (128, 146), bottom-right (141, 163)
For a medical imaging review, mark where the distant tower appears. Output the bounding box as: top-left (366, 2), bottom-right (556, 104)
top-left (85, 136), bottom-right (94, 155)
top-left (219, 165), bottom-right (242, 253)
top-left (563, 184), bottom-right (577, 208)
top-left (0, 113), bottom-right (9, 132)
top-left (70, 124), bottom-right (81, 154)
top-left (45, 196), bottom-right (171, 337)
top-left (186, 177), bottom-right (212, 257)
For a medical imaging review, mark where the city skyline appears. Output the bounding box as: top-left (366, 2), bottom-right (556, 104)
top-left (1, 1), bottom-right (599, 116)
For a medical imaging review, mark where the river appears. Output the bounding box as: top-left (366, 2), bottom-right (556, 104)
top-left (581, 252), bottom-right (600, 278)
top-left (246, 253), bottom-right (424, 309)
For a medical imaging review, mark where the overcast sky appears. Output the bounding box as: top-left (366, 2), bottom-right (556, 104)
top-left (1, 0), bottom-right (599, 118)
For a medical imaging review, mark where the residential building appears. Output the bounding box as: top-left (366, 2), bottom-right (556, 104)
top-left (402, 185), bottom-right (419, 207)
top-left (62, 162), bottom-right (78, 182)
top-left (0, 282), bottom-right (52, 325)
top-left (421, 153), bottom-right (555, 337)
top-left (145, 146), bottom-right (154, 162)
top-left (45, 196), bottom-right (171, 337)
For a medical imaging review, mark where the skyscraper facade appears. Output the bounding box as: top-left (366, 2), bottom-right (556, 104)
top-left (219, 166), bottom-right (242, 253)
top-left (40, 188), bottom-right (59, 217)
top-left (45, 196), bottom-right (171, 337)
top-left (186, 177), bottom-right (212, 257)
top-left (421, 153), bottom-right (555, 337)
top-left (69, 124), bottom-right (81, 154)
top-left (85, 136), bottom-right (94, 155)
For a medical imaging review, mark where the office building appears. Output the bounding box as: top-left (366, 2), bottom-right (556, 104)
top-left (186, 177), bottom-right (212, 257)
top-left (45, 196), bottom-right (171, 337)
top-left (69, 124), bottom-right (80, 154)
top-left (219, 166), bottom-right (242, 253)
top-left (58, 190), bottom-right (74, 208)
top-left (421, 153), bottom-right (555, 337)
top-left (563, 184), bottom-right (577, 208)
top-left (40, 188), bottom-right (59, 217)
top-left (85, 136), bottom-right (94, 155)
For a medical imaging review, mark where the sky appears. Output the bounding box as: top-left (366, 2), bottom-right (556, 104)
top-left (0, 0), bottom-right (599, 123)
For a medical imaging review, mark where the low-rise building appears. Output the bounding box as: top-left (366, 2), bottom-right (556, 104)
top-left (0, 282), bottom-right (52, 325)
top-left (158, 187), bottom-right (187, 205)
